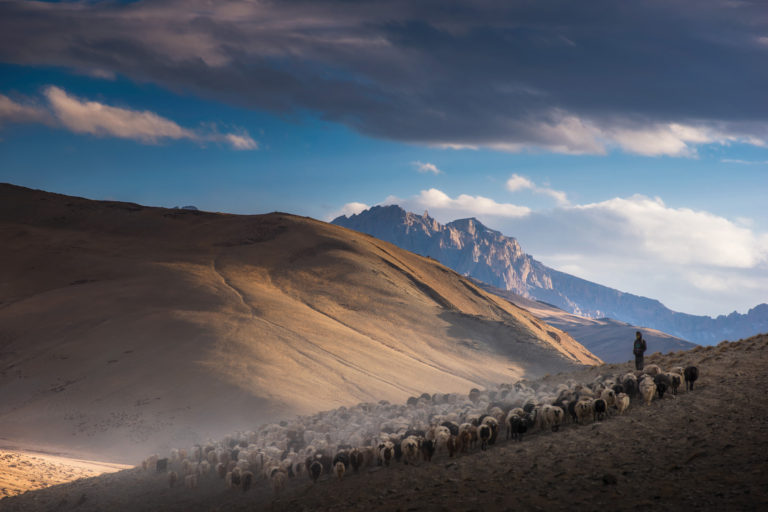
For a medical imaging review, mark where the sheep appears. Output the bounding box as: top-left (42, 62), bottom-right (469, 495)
top-left (615, 393), bottom-right (630, 415)
top-left (622, 374), bottom-right (638, 398)
top-left (600, 389), bottom-right (617, 409)
top-left (440, 421), bottom-right (460, 436)
top-left (458, 423), bottom-right (475, 451)
top-left (668, 373), bottom-right (682, 395)
top-left (401, 436), bottom-right (420, 464)
top-left (481, 416), bottom-right (499, 445)
top-left (478, 424), bottom-right (492, 451)
top-left (420, 439), bottom-right (436, 461)
top-left (433, 425), bottom-right (452, 452)
top-left (549, 406), bottom-right (564, 432)
top-left (308, 459), bottom-right (323, 483)
top-left (184, 473), bottom-right (198, 489)
top-left (216, 462), bottom-right (227, 479)
top-left (241, 471), bottom-right (255, 492)
top-left (654, 373), bottom-right (672, 399)
top-left (349, 448), bottom-right (364, 472)
top-left (639, 378), bottom-right (657, 405)
top-left (143, 454), bottom-right (158, 472)
top-left (332, 450), bottom-right (350, 472)
top-left (575, 399), bottom-right (593, 424)
top-left (168, 471), bottom-right (177, 488)
top-left (225, 469), bottom-right (241, 490)
top-left (643, 364), bottom-right (662, 377)
top-left (271, 469), bottom-right (288, 495)
top-left (334, 461), bottom-right (346, 481)
top-left (446, 435), bottom-right (459, 457)
top-left (155, 458), bottom-right (168, 473)
top-left (684, 366), bottom-right (699, 391)
top-left (378, 441), bottom-right (395, 466)
top-left (487, 406), bottom-right (506, 425)
top-left (593, 398), bottom-right (607, 421)
top-left (508, 414), bottom-right (531, 442)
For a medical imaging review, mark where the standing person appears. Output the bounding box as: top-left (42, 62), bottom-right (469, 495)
top-left (633, 331), bottom-right (647, 370)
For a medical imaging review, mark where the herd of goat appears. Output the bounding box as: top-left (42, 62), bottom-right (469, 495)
top-left (142, 363), bottom-right (700, 496)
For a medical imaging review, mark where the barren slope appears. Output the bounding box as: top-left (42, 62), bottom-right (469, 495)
top-left (0, 184), bottom-right (598, 462)
top-left (2, 334), bottom-right (765, 511)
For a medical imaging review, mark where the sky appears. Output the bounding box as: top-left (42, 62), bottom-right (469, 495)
top-left (0, 0), bottom-right (766, 317)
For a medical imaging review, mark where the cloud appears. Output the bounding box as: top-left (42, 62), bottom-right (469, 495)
top-left (491, 195), bottom-right (768, 315)
top-left (383, 188), bottom-right (530, 219)
top-left (44, 86), bottom-right (194, 143)
top-left (506, 173), bottom-right (569, 205)
top-left (326, 201), bottom-right (370, 221)
top-left (721, 158), bottom-right (768, 165)
top-left (412, 161), bottom-right (442, 174)
top-left (1, 85), bottom-right (256, 150)
top-left (571, 195), bottom-right (766, 268)
top-left (0, 94), bottom-right (51, 126)
top-left (0, 0), bottom-right (765, 156)
top-left (222, 132), bottom-right (259, 151)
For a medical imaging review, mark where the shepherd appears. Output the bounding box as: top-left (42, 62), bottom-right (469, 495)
top-left (633, 331), bottom-right (647, 370)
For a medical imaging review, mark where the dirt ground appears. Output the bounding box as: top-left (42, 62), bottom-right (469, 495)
top-left (0, 449), bottom-right (130, 500)
top-left (1, 333), bottom-right (767, 512)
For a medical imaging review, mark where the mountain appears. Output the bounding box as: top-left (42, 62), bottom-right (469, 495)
top-left (332, 205), bottom-right (768, 345)
top-left (475, 281), bottom-right (697, 363)
top-left (0, 184), bottom-right (598, 461)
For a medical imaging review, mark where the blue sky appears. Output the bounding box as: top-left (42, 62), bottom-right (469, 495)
top-left (1, 0), bottom-right (766, 317)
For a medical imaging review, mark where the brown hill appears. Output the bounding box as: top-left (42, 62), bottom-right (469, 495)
top-left (1, 332), bottom-right (765, 511)
top-left (0, 184), bottom-right (598, 462)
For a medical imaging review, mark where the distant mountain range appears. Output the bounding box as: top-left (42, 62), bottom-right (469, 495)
top-left (332, 205), bottom-right (768, 345)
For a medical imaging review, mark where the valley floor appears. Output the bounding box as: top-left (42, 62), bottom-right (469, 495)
top-left (1, 335), bottom-right (767, 511)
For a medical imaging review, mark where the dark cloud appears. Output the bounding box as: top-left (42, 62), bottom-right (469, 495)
top-left (0, 0), bottom-right (765, 154)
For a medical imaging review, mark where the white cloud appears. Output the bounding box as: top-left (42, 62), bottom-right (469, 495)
top-left (721, 158), bottom-right (768, 165)
top-left (326, 201), bottom-right (369, 221)
top-left (480, 113), bottom-right (767, 157)
top-left (506, 173), bottom-right (569, 206)
top-left (412, 161), bottom-right (442, 174)
top-left (222, 132), bottom-right (259, 150)
top-left (505, 174), bottom-right (534, 192)
top-left (1, 86), bottom-right (256, 150)
top-left (44, 86), bottom-right (194, 143)
top-left (572, 195), bottom-right (766, 268)
top-left (383, 188), bottom-right (530, 219)
top-left (0, 94), bottom-right (51, 126)
top-left (490, 195), bottom-right (768, 315)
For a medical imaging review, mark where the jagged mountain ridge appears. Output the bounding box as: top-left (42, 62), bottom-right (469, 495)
top-left (332, 205), bottom-right (768, 345)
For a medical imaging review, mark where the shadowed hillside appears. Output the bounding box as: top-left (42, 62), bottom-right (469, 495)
top-left (0, 184), bottom-right (598, 462)
top-left (476, 282), bottom-right (697, 363)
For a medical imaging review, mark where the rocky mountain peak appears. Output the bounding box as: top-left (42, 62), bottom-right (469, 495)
top-left (332, 204), bottom-right (768, 345)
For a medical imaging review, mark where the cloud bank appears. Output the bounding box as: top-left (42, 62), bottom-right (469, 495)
top-left (0, 0), bottom-right (765, 155)
top-left (0, 86), bottom-right (257, 150)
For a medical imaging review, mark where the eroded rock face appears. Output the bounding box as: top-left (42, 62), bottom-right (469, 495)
top-left (333, 205), bottom-right (768, 345)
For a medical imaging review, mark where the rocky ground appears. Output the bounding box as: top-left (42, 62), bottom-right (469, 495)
top-left (1, 333), bottom-right (767, 512)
